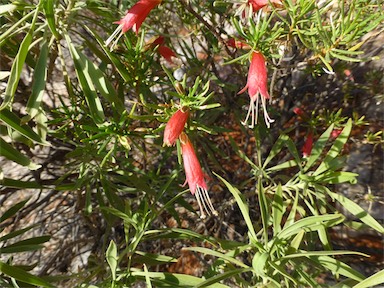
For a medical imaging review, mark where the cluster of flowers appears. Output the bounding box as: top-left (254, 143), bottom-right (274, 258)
top-left (163, 107), bottom-right (217, 218)
top-left (105, 0), bottom-right (282, 216)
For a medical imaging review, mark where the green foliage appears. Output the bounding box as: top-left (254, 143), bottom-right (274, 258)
top-left (0, 201), bottom-right (52, 287)
top-left (0, 0), bottom-right (383, 286)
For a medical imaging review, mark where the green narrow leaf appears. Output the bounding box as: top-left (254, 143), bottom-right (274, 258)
top-left (131, 271), bottom-right (230, 287)
top-left (76, 49), bottom-right (124, 114)
top-left (43, 0), bottom-right (60, 39)
top-left (352, 269), bottom-right (384, 288)
top-left (214, 172), bottom-right (258, 243)
top-left (327, 190), bottom-right (384, 234)
top-left (106, 240), bottom-right (117, 281)
top-left (277, 214), bottom-right (344, 240)
top-left (258, 180), bottom-right (269, 243)
top-left (0, 261), bottom-right (54, 287)
top-left (309, 255), bottom-right (365, 282)
top-left (25, 40), bottom-right (49, 120)
top-left (195, 268), bottom-right (252, 288)
top-left (252, 252), bottom-right (269, 277)
top-left (64, 35), bottom-right (105, 124)
top-left (184, 247), bottom-right (249, 268)
top-left (0, 225), bottom-right (39, 242)
top-left (314, 119), bottom-right (351, 176)
top-left (0, 109), bottom-right (49, 145)
top-left (272, 184), bottom-right (284, 236)
top-left (1, 244), bottom-right (45, 253)
top-left (0, 199), bottom-right (28, 224)
top-left (0, 4), bottom-right (41, 110)
top-left (304, 123), bottom-right (334, 172)
top-left (0, 138), bottom-right (41, 170)
top-left (84, 26), bottom-right (131, 82)
top-left (283, 250), bottom-right (368, 259)
top-left (0, 33), bottom-right (32, 110)
top-left (4, 235), bottom-right (50, 247)
top-left (269, 261), bottom-right (298, 285)
top-left (143, 264), bottom-right (153, 288)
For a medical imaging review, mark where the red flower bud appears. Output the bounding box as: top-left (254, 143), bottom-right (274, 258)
top-left (163, 108), bottom-right (189, 146)
top-left (302, 132), bottom-right (314, 158)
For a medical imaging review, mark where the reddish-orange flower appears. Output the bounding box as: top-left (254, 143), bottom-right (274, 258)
top-left (234, 0), bottom-right (282, 18)
top-left (152, 36), bottom-right (177, 64)
top-left (180, 133), bottom-right (217, 218)
top-left (106, 0), bottom-right (161, 48)
top-left (238, 51), bottom-right (274, 128)
top-left (226, 38), bottom-right (251, 50)
top-left (163, 107), bottom-right (189, 146)
top-left (302, 132), bottom-right (313, 158)
top-left (248, 0), bottom-right (281, 11)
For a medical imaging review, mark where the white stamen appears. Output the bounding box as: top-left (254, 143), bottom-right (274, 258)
top-left (242, 94), bottom-right (274, 129)
top-left (105, 25), bottom-right (123, 50)
top-left (195, 186), bottom-right (217, 219)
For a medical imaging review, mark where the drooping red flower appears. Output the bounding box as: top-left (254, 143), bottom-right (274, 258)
top-left (163, 107), bottom-right (189, 147)
top-left (227, 38), bottom-right (251, 50)
top-left (248, 0), bottom-right (282, 12)
top-left (180, 133), bottom-right (217, 218)
top-left (302, 132), bottom-right (314, 158)
top-left (234, 0), bottom-right (282, 18)
top-left (106, 0), bottom-right (161, 48)
top-left (152, 36), bottom-right (177, 64)
top-left (238, 51), bottom-right (274, 128)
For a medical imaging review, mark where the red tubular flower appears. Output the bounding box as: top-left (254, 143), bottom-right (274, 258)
top-left (248, 0), bottom-right (281, 11)
top-left (238, 51), bottom-right (274, 128)
top-left (180, 133), bottom-right (217, 218)
top-left (106, 0), bottom-right (161, 48)
top-left (163, 107), bottom-right (189, 147)
top-left (227, 38), bottom-right (251, 50)
top-left (302, 132), bottom-right (314, 158)
top-left (152, 36), bottom-right (177, 64)
top-left (234, 0), bottom-right (282, 18)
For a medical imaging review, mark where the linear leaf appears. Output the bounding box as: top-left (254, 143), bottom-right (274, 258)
top-left (65, 35), bottom-right (105, 124)
top-left (76, 49), bottom-right (124, 114)
top-left (327, 190), bottom-right (384, 234)
top-left (106, 240), bottom-right (117, 281)
top-left (0, 138), bottom-right (41, 169)
top-left (195, 268), bottom-right (252, 288)
top-left (0, 261), bottom-right (54, 287)
top-left (43, 0), bottom-right (60, 39)
top-left (277, 214), bottom-right (344, 240)
top-left (309, 255), bottom-right (365, 282)
top-left (314, 119), bottom-right (351, 176)
top-left (304, 123), bottom-right (334, 172)
top-left (0, 199), bottom-right (28, 226)
top-left (0, 225), bottom-right (39, 242)
top-left (214, 172), bottom-right (258, 243)
top-left (131, 271), bottom-right (230, 287)
top-left (26, 40), bottom-right (49, 119)
top-left (184, 247), bottom-right (249, 268)
top-left (0, 109), bottom-right (48, 145)
top-left (0, 4), bottom-right (41, 110)
top-left (353, 269), bottom-right (384, 288)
